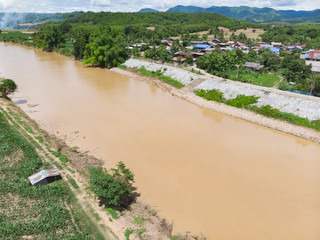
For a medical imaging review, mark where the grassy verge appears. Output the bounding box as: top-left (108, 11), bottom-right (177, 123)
top-left (228, 70), bottom-right (280, 87)
top-left (134, 67), bottom-right (185, 88)
top-left (194, 88), bottom-right (320, 131)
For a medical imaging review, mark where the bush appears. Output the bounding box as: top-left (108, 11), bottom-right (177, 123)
top-left (89, 162), bottom-right (134, 209)
top-left (194, 89), bottom-right (225, 102)
top-left (255, 104), bottom-right (280, 117)
top-left (225, 94), bottom-right (259, 108)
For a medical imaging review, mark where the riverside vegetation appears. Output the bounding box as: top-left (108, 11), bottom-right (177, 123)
top-left (194, 89), bottom-right (320, 131)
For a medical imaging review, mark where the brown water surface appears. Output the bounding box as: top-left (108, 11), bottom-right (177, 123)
top-left (1, 43), bottom-right (320, 240)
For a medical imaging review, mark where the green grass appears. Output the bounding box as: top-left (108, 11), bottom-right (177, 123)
top-left (194, 88), bottom-right (320, 131)
top-left (137, 228), bottom-right (147, 240)
top-left (137, 67), bottom-right (185, 88)
top-left (190, 68), bottom-right (204, 75)
top-left (229, 70), bottom-right (280, 87)
top-left (0, 111), bottom-right (93, 239)
top-left (68, 177), bottom-right (80, 189)
top-left (35, 136), bottom-right (44, 143)
top-left (225, 94), bottom-right (259, 108)
top-left (0, 31), bottom-right (33, 45)
top-left (133, 216), bottom-right (144, 225)
top-left (106, 207), bottom-right (119, 219)
top-left (124, 228), bottom-right (133, 240)
top-left (194, 89), bottom-right (225, 102)
top-left (119, 64), bottom-right (127, 69)
top-left (50, 150), bottom-right (70, 163)
top-left (249, 105), bottom-right (320, 131)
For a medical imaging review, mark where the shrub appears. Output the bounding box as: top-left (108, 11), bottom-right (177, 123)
top-left (89, 162), bottom-right (134, 209)
top-left (194, 89), bottom-right (225, 103)
top-left (255, 104), bottom-right (280, 117)
top-left (225, 94), bottom-right (259, 108)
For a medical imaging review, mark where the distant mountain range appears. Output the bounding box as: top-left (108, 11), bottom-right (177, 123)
top-left (139, 8), bottom-right (159, 13)
top-left (138, 5), bottom-right (320, 23)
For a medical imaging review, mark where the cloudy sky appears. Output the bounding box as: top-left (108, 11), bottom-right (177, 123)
top-left (0, 0), bottom-right (319, 12)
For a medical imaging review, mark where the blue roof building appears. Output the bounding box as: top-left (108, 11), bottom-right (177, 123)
top-left (193, 44), bottom-right (211, 49)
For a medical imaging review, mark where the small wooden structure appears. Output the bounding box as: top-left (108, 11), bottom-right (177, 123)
top-left (28, 169), bottom-right (61, 187)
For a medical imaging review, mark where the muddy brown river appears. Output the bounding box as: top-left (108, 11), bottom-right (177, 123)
top-left (1, 42), bottom-right (320, 239)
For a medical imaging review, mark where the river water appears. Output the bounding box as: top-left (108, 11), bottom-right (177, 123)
top-left (1, 42), bottom-right (320, 240)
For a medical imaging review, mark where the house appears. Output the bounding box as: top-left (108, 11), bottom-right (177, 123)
top-left (217, 43), bottom-right (229, 48)
top-left (175, 52), bottom-right (192, 57)
top-left (191, 52), bottom-right (205, 58)
top-left (29, 169), bottom-right (61, 187)
top-left (306, 50), bottom-right (320, 61)
top-left (193, 44), bottom-right (211, 50)
top-left (261, 45), bottom-right (280, 54)
top-left (271, 42), bottom-right (283, 47)
top-left (243, 62), bottom-right (264, 71)
top-left (190, 41), bottom-right (208, 45)
top-left (171, 56), bottom-right (186, 63)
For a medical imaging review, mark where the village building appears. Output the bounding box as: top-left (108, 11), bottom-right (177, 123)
top-left (306, 50), bottom-right (320, 61)
top-left (243, 62), bottom-right (264, 72)
top-left (271, 42), bottom-right (283, 47)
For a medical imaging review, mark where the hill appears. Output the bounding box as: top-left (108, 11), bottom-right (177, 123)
top-left (164, 5), bottom-right (320, 23)
top-left (139, 8), bottom-right (159, 12)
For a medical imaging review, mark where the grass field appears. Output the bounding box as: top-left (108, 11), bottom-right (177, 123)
top-left (0, 110), bottom-right (92, 239)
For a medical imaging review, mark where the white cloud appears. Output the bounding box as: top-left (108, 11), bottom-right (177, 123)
top-left (0, 0), bottom-right (318, 12)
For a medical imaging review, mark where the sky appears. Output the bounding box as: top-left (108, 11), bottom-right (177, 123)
top-left (0, 0), bottom-right (319, 13)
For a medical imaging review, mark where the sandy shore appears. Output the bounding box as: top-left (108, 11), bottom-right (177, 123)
top-left (111, 67), bottom-right (320, 144)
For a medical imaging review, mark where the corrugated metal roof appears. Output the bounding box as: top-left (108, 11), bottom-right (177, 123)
top-left (28, 169), bottom-right (60, 185)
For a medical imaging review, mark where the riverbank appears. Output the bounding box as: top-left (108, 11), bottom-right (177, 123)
top-left (112, 61), bottom-right (320, 144)
top-left (0, 97), bottom-right (201, 240)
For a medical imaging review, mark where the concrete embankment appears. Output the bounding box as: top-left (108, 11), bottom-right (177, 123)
top-left (113, 59), bottom-right (320, 143)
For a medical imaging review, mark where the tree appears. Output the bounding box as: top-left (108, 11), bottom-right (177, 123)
top-left (33, 25), bottom-right (65, 52)
top-left (0, 79), bottom-right (17, 98)
top-left (88, 162), bottom-right (135, 209)
top-left (83, 33), bottom-right (129, 68)
top-left (186, 55), bottom-right (193, 64)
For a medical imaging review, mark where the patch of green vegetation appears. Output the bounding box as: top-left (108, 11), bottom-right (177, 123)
top-left (119, 64), bottom-right (127, 69)
top-left (50, 150), bottom-right (70, 163)
top-left (225, 94), bottom-right (259, 108)
top-left (133, 216), bottom-right (144, 225)
top-left (249, 105), bottom-right (320, 131)
top-left (229, 70), bottom-right (280, 87)
top-left (89, 162), bottom-right (134, 210)
top-left (106, 207), bottom-right (119, 220)
top-left (194, 89), bottom-right (225, 102)
top-left (68, 177), bottom-right (79, 189)
top-left (0, 31), bottom-right (33, 45)
top-left (137, 67), bottom-right (184, 88)
top-left (190, 68), bottom-right (204, 75)
top-left (137, 228), bottom-right (147, 240)
top-left (124, 228), bottom-right (133, 240)
top-left (35, 136), bottom-right (44, 143)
